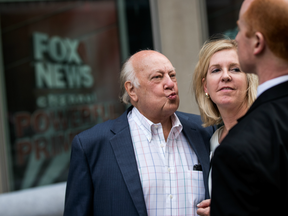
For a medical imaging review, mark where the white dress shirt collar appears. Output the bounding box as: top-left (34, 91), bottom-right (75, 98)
top-left (257, 75), bottom-right (288, 97)
top-left (131, 107), bottom-right (182, 143)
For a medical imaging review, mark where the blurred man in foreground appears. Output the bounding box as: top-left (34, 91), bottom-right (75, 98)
top-left (211, 0), bottom-right (288, 215)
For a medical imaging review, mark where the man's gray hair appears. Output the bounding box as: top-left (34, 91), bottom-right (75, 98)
top-left (119, 57), bottom-right (140, 104)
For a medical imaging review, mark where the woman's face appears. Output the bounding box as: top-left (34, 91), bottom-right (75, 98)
top-left (203, 49), bottom-right (248, 110)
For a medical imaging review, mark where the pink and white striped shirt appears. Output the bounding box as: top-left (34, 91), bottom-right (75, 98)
top-left (128, 107), bottom-right (205, 216)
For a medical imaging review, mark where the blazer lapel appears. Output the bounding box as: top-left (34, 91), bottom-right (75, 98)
top-left (179, 115), bottom-right (210, 169)
top-left (178, 114), bottom-right (210, 197)
top-left (109, 109), bottom-right (147, 216)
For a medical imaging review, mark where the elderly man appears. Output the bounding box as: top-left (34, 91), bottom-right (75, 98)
top-left (211, 0), bottom-right (288, 215)
top-left (64, 50), bottom-right (214, 216)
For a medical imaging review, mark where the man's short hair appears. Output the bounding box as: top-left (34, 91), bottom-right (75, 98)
top-left (193, 38), bottom-right (258, 127)
top-left (244, 0), bottom-right (288, 61)
top-left (119, 57), bottom-right (140, 104)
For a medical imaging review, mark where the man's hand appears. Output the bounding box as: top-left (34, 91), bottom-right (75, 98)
top-left (197, 199), bottom-right (210, 216)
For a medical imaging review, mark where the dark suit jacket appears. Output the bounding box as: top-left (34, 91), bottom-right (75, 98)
top-left (211, 81), bottom-right (288, 216)
top-left (64, 106), bottom-right (214, 216)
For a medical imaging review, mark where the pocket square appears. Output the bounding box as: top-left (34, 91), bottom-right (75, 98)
top-left (193, 163), bottom-right (202, 171)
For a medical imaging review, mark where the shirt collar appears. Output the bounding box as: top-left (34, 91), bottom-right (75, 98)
top-left (170, 112), bottom-right (183, 139)
top-left (131, 107), bottom-right (183, 142)
top-left (257, 75), bottom-right (288, 97)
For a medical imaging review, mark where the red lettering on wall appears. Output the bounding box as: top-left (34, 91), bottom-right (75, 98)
top-left (14, 112), bottom-right (31, 137)
top-left (50, 110), bottom-right (68, 131)
top-left (16, 140), bottom-right (32, 165)
top-left (34, 137), bottom-right (50, 160)
top-left (51, 133), bottom-right (70, 155)
top-left (81, 106), bottom-right (91, 124)
top-left (69, 109), bottom-right (79, 128)
top-left (32, 110), bottom-right (50, 133)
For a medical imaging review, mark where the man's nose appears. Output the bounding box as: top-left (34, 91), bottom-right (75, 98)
top-left (164, 75), bottom-right (175, 89)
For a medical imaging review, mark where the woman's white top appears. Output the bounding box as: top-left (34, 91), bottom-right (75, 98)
top-left (208, 126), bottom-right (223, 197)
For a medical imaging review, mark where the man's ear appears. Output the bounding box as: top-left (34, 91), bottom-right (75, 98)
top-left (124, 81), bottom-right (138, 102)
top-left (253, 32), bottom-right (265, 55)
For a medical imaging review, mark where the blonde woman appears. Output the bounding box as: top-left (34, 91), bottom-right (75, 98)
top-left (193, 38), bottom-right (258, 216)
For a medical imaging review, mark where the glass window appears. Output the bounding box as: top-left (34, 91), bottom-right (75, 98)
top-left (206, 0), bottom-right (243, 39)
top-left (0, 0), bottom-right (153, 191)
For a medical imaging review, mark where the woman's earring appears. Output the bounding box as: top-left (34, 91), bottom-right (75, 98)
top-left (205, 92), bottom-right (210, 99)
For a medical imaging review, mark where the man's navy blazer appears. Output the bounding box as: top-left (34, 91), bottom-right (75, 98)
top-left (64, 107), bottom-right (214, 216)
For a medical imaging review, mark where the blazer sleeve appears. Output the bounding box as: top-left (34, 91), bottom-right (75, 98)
top-left (64, 135), bottom-right (94, 216)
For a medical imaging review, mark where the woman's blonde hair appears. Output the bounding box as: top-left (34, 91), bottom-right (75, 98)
top-left (193, 38), bottom-right (258, 127)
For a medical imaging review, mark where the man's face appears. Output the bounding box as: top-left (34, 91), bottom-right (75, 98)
top-left (235, 0), bottom-right (256, 74)
top-left (132, 51), bottom-right (179, 123)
